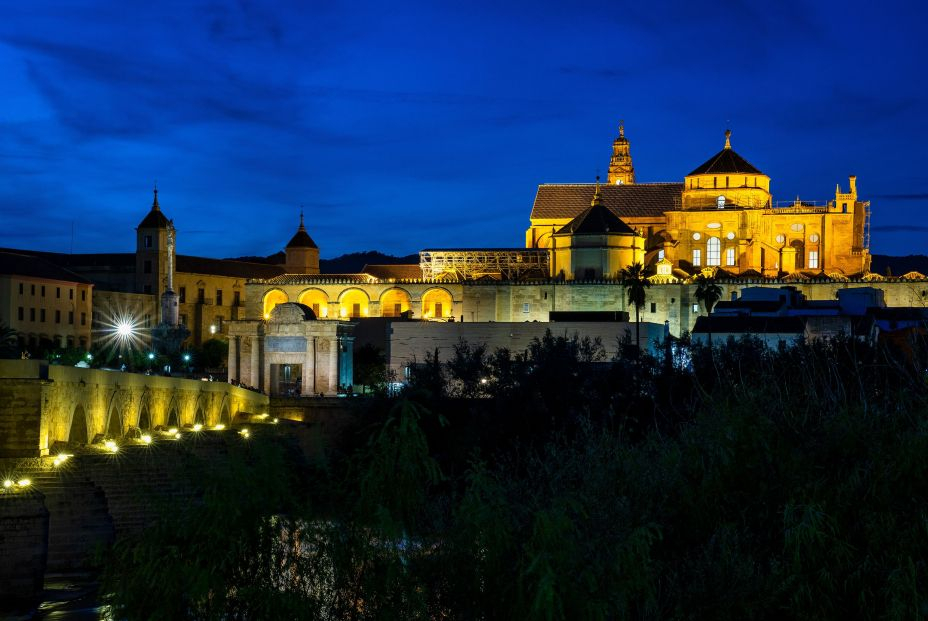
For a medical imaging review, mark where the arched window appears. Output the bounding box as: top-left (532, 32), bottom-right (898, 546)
top-left (725, 247), bottom-right (736, 267)
top-left (692, 249), bottom-right (701, 267)
top-left (707, 237), bottom-right (721, 266)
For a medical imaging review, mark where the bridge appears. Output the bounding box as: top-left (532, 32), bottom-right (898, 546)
top-left (0, 360), bottom-right (269, 458)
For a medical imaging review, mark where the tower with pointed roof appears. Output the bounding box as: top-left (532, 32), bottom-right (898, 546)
top-left (284, 211), bottom-right (320, 275)
top-left (682, 129), bottom-right (771, 210)
top-left (607, 121), bottom-right (635, 185)
top-left (136, 186), bottom-right (176, 300)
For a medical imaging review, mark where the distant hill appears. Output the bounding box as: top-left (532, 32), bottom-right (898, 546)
top-left (224, 250), bottom-right (419, 274)
top-left (871, 254), bottom-right (928, 277)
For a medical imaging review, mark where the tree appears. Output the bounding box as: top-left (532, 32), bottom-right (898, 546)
top-left (694, 273), bottom-right (723, 348)
top-left (0, 322), bottom-right (18, 359)
top-left (620, 263), bottom-right (651, 358)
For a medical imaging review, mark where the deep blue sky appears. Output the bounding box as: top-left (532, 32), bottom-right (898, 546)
top-left (0, 1), bottom-right (926, 259)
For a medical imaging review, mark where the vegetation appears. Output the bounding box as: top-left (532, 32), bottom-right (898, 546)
top-left (620, 262), bottom-right (650, 357)
top-left (101, 331), bottom-right (928, 619)
top-left (0, 321), bottom-right (19, 358)
top-left (694, 273), bottom-right (723, 347)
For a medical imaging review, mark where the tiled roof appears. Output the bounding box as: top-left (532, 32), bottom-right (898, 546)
top-left (361, 264), bottom-right (423, 280)
top-left (555, 202), bottom-right (637, 236)
top-left (261, 273), bottom-right (374, 285)
top-left (176, 255), bottom-right (286, 279)
top-left (286, 228), bottom-right (318, 249)
top-left (688, 148), bottom-right (762, 176)
top-left (0, 251), bottom-right (93, 284)
top-left (531, 183), bottom-right (683, 220)
top-left (138, 208), bottom-right (171, 229)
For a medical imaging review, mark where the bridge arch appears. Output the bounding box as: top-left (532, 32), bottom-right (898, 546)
top-left (68, 404), bottom-right (90, 446)
top-left (194, 392), bottom-right (208, 425)
top-left (136, 389), bottom-right (153, 431)
top-left (219, 394), bottom-right (232, 426)
top-left (165, 394), bottom-right (180, 429)
top-left (105, 393), bottom-right (123, 439)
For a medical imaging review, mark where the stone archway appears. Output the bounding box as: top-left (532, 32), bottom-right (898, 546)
top-left (138, 404), bottom-right (152, 431)
top-left (105, 399), bottom-right (122, 439)
top-left (68, 404), bottom-right (89, 446)
top-left (219, 395), bottom-right (232, 426)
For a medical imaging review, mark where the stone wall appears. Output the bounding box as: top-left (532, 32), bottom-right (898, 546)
top-left (0, 491), bottom-right (49, 604)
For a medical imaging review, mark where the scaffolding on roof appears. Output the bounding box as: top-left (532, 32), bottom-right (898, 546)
top-left (419, 249), bottom-right (549, 281)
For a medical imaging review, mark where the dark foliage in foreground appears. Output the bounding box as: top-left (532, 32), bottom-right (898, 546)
top-left (102, 332), bottom-right (928, 619)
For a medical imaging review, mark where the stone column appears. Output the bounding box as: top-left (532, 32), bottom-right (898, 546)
top-left (228, 336), bottom-right (238, 382)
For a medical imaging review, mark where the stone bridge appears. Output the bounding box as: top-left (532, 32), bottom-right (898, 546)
top-left (0, 360), bottom-right (269, 458)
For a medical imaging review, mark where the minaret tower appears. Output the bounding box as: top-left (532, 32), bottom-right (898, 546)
top-left (607, 121), bottom-right (635, 185)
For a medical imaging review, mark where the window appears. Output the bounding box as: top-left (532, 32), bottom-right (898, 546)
top-left (650, 302), bottom-right (656, 313)
top-left (215, 316), bottom-right (223, 332)
top-left (18, 283), bottom-right (23, 294)
top-left (726, 247), bottom-right (736, 266)
top-left (658, 249), bottom-right (665, 261)
top-left (233, 291), bottom-right (241, 306)
top-left (81, 291), bottom-right (85, 302)
top-left (842, 203), bottom-right (847, 213)
top-left (30, 284), bottom-right (35, 295)
top-left (717, 195), bottom-right (725, 208)
top-left (216, 290), bottom-right (223, 306)
top-left (81, 312), bottom-right (86, 326)
top-left (17, 307), bottom-right (23, 321)
top-left (197, 288), bottom-right (205, 303)
top-left (68, 311), bottom-right (74, 324)
top-left (809, 251), bottom-right (819, 269)
top-left (41, 285), bottom-right (45, 297)
top-left (40, 309), bottom-right (45, 322)
top-left (143, 260), bottom-right (152, 274)
top-left (30, 308), bottom-right (35, 321)
top-left (523, 303), bottom-right (530, 314)
top-left (692, 304), bottom-right (700, 313)
top-left (707, 237), bottom-right (721, 266)
top-left (179, 287), bottom-right (186, 303)
top-left (180, 314), bottom-right (187, 327)
top-left (144, 235), bottom-right (153, 248)
top-left (69, 289), bottom-right (73, 300)
top-left (144, 314), bottom-right (151, 328)
top-left (692, 249), bottom-right (701, 266)
top-left (56, 287), bottom-right (60, 298)
top-left (713, 177), bottom-right (717, 189)
top-left (55, 310), bottom-right (60, 324)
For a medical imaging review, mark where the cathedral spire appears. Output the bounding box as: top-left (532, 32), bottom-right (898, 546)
top-left (152, 184), bottom-right (160, 211)
top-left (299, 207), bottom-right (305, 231)
top-left (607, 120), bottom-right (635, 185)
top-left (724, 129), bottom-right (732, 150)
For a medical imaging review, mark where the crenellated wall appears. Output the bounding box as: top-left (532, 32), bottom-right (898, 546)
top-left (0, 360), bottom-right (269, 457)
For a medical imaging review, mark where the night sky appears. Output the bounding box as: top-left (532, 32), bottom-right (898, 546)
top-left (0, 1), bottom-right (926, 260)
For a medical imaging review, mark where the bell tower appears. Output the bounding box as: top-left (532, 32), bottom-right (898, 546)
top-left (607, 121), bottom-right (635, 185)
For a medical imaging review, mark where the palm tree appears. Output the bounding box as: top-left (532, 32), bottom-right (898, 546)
top-left (694, 273), bottom-right (723, 347)
top-left (0, 322), bottom-right (19, 359)
top-left (620, 263), bottom-right (650, 358)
